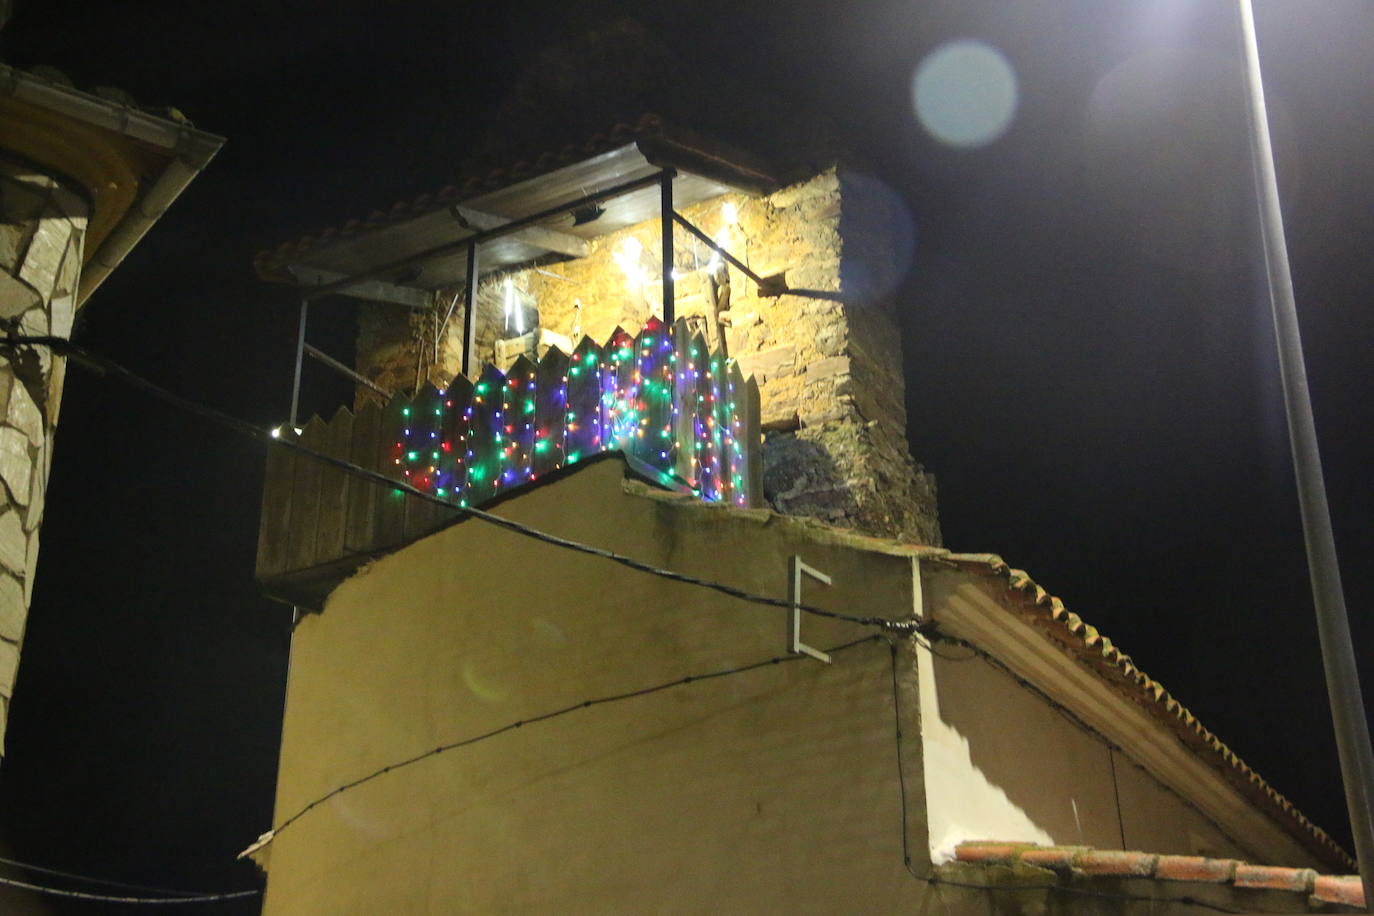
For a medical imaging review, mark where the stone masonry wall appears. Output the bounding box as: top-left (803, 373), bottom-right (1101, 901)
top-left (0, 156), bottom-right (87, 754)
top-left (354, 167), bottom-right (940, 544)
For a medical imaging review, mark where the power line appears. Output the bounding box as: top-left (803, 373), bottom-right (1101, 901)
top-left (0, 853), bottom-right (224, 898)
top-left (0, 874), bottom-right (258, 905)
top-left (268, 633), bottom-right (884, 839)
top-left (0, 334), bottom-right (916, 637)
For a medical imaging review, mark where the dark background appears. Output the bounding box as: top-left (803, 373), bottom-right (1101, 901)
top-left (0, 1), bottom-right (1370, 911)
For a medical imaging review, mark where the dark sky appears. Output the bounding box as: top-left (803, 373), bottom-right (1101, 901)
top-left (1, 1), bottom-right (1371, 911)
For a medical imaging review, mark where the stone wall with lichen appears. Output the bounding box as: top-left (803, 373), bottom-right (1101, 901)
top-left (0, 156), bottom-right (87, 754)
top-left (354, 167), bottom-right (940, 545)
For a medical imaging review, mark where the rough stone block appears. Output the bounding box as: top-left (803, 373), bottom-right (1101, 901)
top-left (0, 272), bottom-right (40, 319)
top-left (0, 427), bottom-right (31, 507)
top-left (736, 344), bottom-right (795, 381)
top-left (50, 293), bottom-right (75, 339)
top-left (6, 377), bottom-right (44, 447)
top-left (0, 573), bottom-right (23, 642)
top-left (0, 510), bottom-right (23, 577)
top-left (23, 529), bottom-right (38, 606)
top-left (18, 213), bottom-right (70, 302)
top-left (805, 356), bottom-right (850, 382)
top-left (0, 638), bottom-right (16, 695)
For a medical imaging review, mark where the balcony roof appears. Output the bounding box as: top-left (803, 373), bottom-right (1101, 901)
top-left (253, 115), bottom-right (778, 305)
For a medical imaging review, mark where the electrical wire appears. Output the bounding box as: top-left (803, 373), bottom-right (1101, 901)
top-left (0, 875), bottom-right (258, 905)
top-left (0, 853), bottom-right (224, 898)
top-left (0, 334), bottom-right (916, 637)
top-left (0, 335), bottom-right (1258, 912)
top-left (270, 633), bottom-right (883, 838)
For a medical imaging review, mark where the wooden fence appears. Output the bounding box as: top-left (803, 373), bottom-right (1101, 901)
top-left (256, 317), bottom-right (762, 598)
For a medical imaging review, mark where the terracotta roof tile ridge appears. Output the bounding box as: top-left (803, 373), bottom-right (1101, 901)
top-left (952, 841), bottom-right (1364, 909)
top-left (937, 552), bottom-right (1355, 871)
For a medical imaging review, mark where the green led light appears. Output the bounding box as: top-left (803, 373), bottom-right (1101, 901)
top-left (585, 353), bottom-right (596, 366)
top-left (475, 383), bottom-right (488, 394)
top-left (534, 440), bottom-right (549, 452)
top-left (407, 451), bottom-right (418, 461)
top-left (570, 366), bottom-right (581, 377)
top-left (469, 466), bottom-right (485, 481)
top-left (524, 400), bottom-right (535, 414)
top-left (432, 451), bottom-right (439, 460)
top-left (568, 451), bottom-right (581, 463)
top-left (436, 487), bottom-right (446, 496)
top-left (402, 407), bottom-right (410, 416)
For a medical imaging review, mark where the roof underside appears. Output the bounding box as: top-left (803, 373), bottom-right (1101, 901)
top-left (258, 124), bottom-right (777, 303)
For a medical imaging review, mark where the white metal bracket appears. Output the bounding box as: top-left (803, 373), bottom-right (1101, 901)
top-left (790, 555), bottom-right (833, 663)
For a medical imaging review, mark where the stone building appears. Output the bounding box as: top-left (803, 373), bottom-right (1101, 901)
top-left (246, 121), bottom-right (1363, 912)
top-left (0, 62), bottom-right (222, 753)
top-left (257, 118), bottom-right (940, 547)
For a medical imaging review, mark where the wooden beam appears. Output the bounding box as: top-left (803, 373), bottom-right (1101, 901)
top-left (451, 205), bottom-right (591, 259)
top-left (288, 266), bottom-right (432, 308)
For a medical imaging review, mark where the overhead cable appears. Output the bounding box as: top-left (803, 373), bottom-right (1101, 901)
top-left (0, 334), bottom-right (917, 636)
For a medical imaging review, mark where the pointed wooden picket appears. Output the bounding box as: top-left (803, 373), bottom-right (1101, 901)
top-left (404, 384), bottom-right (445, 540)
top-left (631, 318), bottom-right (671, 470)
top-left (601, 326), bottom-right (636, 453)
top-left (437, 374), bottom-right (472, 507)
top-left (744, 375), bottom-right (762, 508)
top-left (256, 426), bottom-right (299, 579)
top-left (504, 355), bottom-right (539, 489)
top-left (314, 405), bottom-right (355, 565)
top-left (375, 392), bottom-right (414, 548)
top-left (564, 336), bottom-right (603, 465)
top-left (533, 346), bottom-right (570, 477)
top-left (465, 364), bottom-right (506, 505)
top-left (725, 362), bottom-right (749, 507)
top-left (670, 319), bottom-right (697, 486)
top-left (285, 416), bottom-right (328, 571)
top-left (343, 398), bottom-right (384, 555)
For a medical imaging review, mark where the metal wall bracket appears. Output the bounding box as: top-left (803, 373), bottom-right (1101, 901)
top-left (790, 555), bottom-right (833, 663)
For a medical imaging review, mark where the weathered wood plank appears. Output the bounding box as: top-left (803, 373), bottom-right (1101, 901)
top-left (745, 375), bottom-right (763, 509)
top-left (671, 319), bottom-right (697, 486)
top-left (256, 427), bottom-right (299, 579)
top-left (465, 364), bottom-right (506, 505)
top-left (375, 392), bottom-right (413, 548)
top-left (404, 384), bottom-right (445, 541)
top-left (565, 336), bottom-right (603, 466)
top-left (314, 406), bottom-right (355, 566)
top-left (505, 355), bottom-right (539, 489)
top-left (343, 399), bottom-right (383, 555)
top-left (533, 347), bottom-right (569, 478)
top-left (284, 417), bottom-right (328, 573)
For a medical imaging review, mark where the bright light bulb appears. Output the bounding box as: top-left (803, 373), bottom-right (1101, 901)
top-left (721, 201), bottom-right (738, 225)
top-left (270, 426), bottom-right (281, 438)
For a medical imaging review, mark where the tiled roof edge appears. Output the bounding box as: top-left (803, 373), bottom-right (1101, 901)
top-left (950, 841), bottom-right (1364, 910)
top-left (253, 113), bottom-right (672, 281)
top-left (937, 553), bottom-right (1357, 872)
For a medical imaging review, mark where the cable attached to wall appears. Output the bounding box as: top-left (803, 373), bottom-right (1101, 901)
top-left (0, 874), bottom-right (258, 905)
top-left (0, 334), bottom-right (917, 638)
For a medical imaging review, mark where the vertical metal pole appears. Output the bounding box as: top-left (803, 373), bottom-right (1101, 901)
top-left (1237, 0), bottom-right (1374, 896)
top-left (462, 240), bottom-right (478, 378)
top-left (660, 172), bottom-right (675, 326)
top-left (289, 298), bottom-right (308, 429)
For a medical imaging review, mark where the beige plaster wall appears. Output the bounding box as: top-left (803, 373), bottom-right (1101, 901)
top-left (0, 155), bottom-right (87, 753)
top-left (918, 641), bottom-right (1276, 867)
top-left (260, 459), bottom-right (929, 914)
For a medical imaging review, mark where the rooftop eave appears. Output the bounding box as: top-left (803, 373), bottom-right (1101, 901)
top-left (0, 63), bottom-right (224, 306)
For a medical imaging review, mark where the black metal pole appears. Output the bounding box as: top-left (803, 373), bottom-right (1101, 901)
top-left (672, 211), bottom-right (767, 286)
top-left (289, 299), bottom-right (307, 429)
top-left (1237, 0), bottom-right (1374, 897)
top-left (461, 241), bottom-right (478, 378)
top-left (661, 172), bottom-right (675, 326)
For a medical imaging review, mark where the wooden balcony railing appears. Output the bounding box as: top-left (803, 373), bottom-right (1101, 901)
top-left (256, 317), bottom-right (762, 604)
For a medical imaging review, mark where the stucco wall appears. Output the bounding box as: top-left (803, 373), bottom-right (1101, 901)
top-left (261, 458), bottom-right (929, 914)
top-left (917, 640), bottom-right (1304, 868)
top-left (354, 167), bottom-right (941, 545)
top-left (0, 155), bottom-right (86, 753)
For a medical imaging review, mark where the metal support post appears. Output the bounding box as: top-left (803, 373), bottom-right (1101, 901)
top-left (461, 241), bottom-right (478, 378)
top-left (1237, 0), bottom-right (1374, 898)
top-left (660, 172), bottom-right (675, 326)
top-left (289, 298), bottom-right (307, 429)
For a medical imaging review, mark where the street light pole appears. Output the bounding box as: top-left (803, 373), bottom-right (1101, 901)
top-left (1235, 0), bottom-right (1374, 899)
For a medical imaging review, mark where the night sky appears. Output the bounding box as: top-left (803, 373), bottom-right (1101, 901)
top-left (1, 1), bottom-right (1371, 911)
